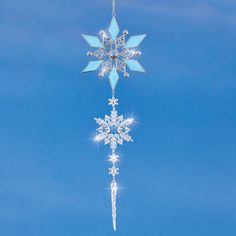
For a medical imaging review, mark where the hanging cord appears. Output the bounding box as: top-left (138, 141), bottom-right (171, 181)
top-left (112, 89), bottom-right (115, 100)
top-left (112, 0), bottom-right (116, 16)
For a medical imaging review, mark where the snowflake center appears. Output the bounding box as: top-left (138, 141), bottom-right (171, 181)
top-left (109, 49), bottom-right (119, 60)
top-left (109, 124), bottom-right (118, 134)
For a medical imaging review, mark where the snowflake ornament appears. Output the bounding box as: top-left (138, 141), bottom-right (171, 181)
top-left (82, 16), bottom-right (146, 90)
top-left (109, 166), bottom-right (119, 177)
top-left (109, 153), bottom-right (119, 163)
top-left (82, 0), bottom-right (146, 231)
top-left (93, 94), bottom-right (135, 231)
top-left (94, 96), bottom-right (133, 153)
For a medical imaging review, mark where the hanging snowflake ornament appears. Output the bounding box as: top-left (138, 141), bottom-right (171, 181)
top-left (82, 0), bottom-right (146, 231)
top-left (94, 111), bottom-right (133, 152)
top-left (95, 96), bottom-right (133, 153)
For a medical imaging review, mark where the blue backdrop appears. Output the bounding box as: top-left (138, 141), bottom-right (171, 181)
top-left (0, 0), bottom-right (235, 235)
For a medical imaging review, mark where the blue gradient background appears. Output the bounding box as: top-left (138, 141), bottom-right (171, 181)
top-left (0, 0), bottom-right (236, 235)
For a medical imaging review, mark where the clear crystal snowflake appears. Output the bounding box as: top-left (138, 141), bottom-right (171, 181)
top-left (109, 166), bottom-right (119, 177)
top-left (82, 16), bottom-right (146, 90)
top-left (109, 153), bottom-right (119, 163)
top-left (94, 96), bottom-right (133, 153)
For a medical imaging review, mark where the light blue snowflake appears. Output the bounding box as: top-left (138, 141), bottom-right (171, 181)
top-left (82, 16), bottom-right (146, 90)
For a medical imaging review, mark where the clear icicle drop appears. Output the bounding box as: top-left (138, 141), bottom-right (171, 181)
top-left (111, 179), bottom-right (117, 231)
